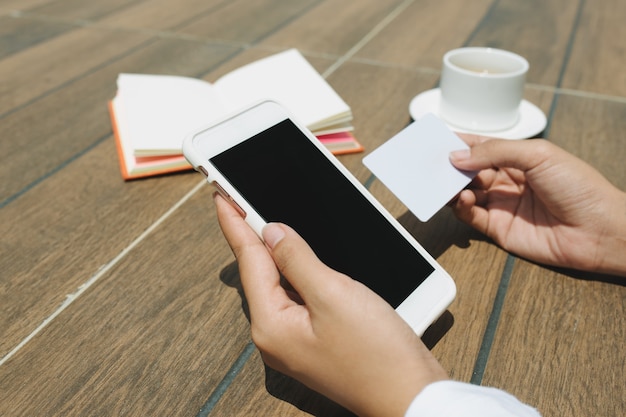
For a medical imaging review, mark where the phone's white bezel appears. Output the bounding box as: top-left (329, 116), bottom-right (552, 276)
top-left (183, 100), bottom-right (455, 336)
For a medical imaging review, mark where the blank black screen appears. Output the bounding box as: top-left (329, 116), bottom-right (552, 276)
top-left (211, 119), bottom-right (433, 307)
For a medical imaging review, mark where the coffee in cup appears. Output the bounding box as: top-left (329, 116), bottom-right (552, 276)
top-left (439, 47), bottom-right (528, 132)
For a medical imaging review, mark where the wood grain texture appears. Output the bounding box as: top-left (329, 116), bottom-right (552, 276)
top-left (23, 0), bottom-right (142, 21)
top-left (467, 0), bottom-right (580, 86)
top-left (549, 95), bottom-right (626, 188)
top-left (0, 15), bottom-right (73, 60)
top-left (354, 0), bottom-right (493, 70)
top-left (2, 0), bottom-right (625, 416)
top-left (211, 350), bottom-right (355, 417)
top-left (96, 0), bottom-right (233, 31)
top-left (177, 0), bottom-right (323, 45)
top-left (0, 0), bottom-right (59, 11)
top-left (256, 0), bottom-right (404, 56)
top-left (367, 181), bottom-right (510, 381)
top-left (0, 189), bottom-right (254, 416)
top-left (328, 61), bottom-right (439, 179)
top-left (1, 33), bottom-right (240, 357)
top-left (483, 259), bottom-right (626, 416)
top-left (561, 0), bottom-right (626, 96)
top-left (0, 27), bottom-right (149, 115)
top-left (483, 94), bottom-right (626, 415)
top-left (0, 36), bottom-right (237, 200)
top-left (0, 138), bottom-right (203, 356)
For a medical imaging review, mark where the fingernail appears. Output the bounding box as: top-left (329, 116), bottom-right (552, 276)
top-left (262, 223), bottom-right (285, 249)
top-left (449, 149), bottom-right (471, 162)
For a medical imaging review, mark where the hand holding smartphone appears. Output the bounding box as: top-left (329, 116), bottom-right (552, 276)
top-left (183, 100), bottom-right (455, 335)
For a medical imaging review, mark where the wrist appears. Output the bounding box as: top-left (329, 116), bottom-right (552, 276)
top-left (351, 346), bottom-right (448, 417)
top-left (392, 353), bottom-right (448, 417)
top-left (363, 368), bottom-right (448, 417)
top-left (597, 189), bottom-right (626, 277)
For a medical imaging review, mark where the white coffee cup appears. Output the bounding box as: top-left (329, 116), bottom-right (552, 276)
top-left (439, 47), bottom-right (528, 132)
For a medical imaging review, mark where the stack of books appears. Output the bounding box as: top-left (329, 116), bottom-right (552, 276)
top-left (109, 49), bottom-right (363, 180)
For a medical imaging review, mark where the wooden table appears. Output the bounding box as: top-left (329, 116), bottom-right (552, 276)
top-left (1, 0), bottom-right (624, 415)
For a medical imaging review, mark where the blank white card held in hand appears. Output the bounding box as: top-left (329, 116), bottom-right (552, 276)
top-left (362, 113), bottom-right (477, 222)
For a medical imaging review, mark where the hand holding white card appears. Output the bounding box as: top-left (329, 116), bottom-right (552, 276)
top-left (362, 113), bottom-right (477, 222)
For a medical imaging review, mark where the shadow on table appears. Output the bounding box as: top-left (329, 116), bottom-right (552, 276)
top-left (217, 207), bottom-right (482, 416)
top-left (264, 368), bottom-right (356, 417)
top-left (220, 263), bottom-right (355, 416)
top-left (396, 206), bottom-right (486, 260)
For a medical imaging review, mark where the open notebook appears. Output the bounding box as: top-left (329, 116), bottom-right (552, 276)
top-left (109, 49), bottom-right (363, 179)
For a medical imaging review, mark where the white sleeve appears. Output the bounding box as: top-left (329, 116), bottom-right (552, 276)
top-left (405, 380), bottom-right (541, 417)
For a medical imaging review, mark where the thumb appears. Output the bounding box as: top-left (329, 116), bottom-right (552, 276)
top-left (262, 223), bottom-right (342, 302)
top-left (450, 138), bottom-right (554, 173)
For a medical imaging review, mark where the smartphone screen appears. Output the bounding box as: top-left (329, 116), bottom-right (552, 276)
top-left (210, 119), bottom-right (434, 308)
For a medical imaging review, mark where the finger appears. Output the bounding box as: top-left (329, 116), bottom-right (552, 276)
top-left (467, 167), bottom-right (498, 191)
top-left (456, 132), bottom-right (494, 147)
top-left (470, 188), bottom-right (491, 208)
top-left (215, 192), bottom-right (259, 250)
top-left (448, 169), bottom-right (495, 209)
top-left (450, 138), bottom-right (553, 172)
top-left (451, 189), bottom-right (490, 234)
top-left (215, 195), bottom-right (293, 319)
top-left (262, 222), bottom-right (346, 305)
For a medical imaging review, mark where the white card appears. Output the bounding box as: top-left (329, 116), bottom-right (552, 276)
top-left (362, 113), bottom-right (476, 222)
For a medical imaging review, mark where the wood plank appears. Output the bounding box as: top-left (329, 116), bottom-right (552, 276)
top-left (0, 36), bottom-right (237, 201)
top-left (482, 96), bottom-right (626, 415)
top-left (466, 0), bottom-right (580, 86)
top-left (97, 0), bottom-right (236, 32)
top-left (354, 0), bottom-right (493, 70)
top-left (326, 61), bottom-right (440, 180)
top-left (0, 15), bottom-right (73, 59)
top-left (0, 0), bottom-right (58, 10)
top-left (177, 0), bottom-right (322, 45)
top-left (256, 0), bottom-right (405, 56)
top-left (483, 260), bottom-right (626, 415)
top-left (550, 95), bottom-right (626, 188)
top-left (0, 26), bottom-right (151, 116)
top-left (0, 188), bottom-right (255, 417)
top-left (211, 350), bottom-right (355, 416)
top-left (23, 0), bottom-right (143, 21)
top-left (0, 138), bottom-right (203, 356)
top-left (366, 181), bottom-right (509, 381)
top-left (0, 38), bottom-right (240, 354)
top-left (561, 0), bottom-right (626, 96)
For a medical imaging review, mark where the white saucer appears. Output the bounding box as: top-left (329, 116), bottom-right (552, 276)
top-left (409, 88), bottom-right (547, 140)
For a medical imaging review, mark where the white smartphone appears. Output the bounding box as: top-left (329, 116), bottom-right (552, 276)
top-left (183, 100), bottom-right (456, 335)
